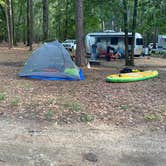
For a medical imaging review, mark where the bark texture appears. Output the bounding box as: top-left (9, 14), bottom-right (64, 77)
top-left (75, 0), bottom-right (86, 67)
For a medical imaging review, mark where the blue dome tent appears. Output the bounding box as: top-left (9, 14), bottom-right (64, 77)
top-left (19, 41), bottom-right (84, 80)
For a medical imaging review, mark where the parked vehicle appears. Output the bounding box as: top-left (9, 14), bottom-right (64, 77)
top-left (62, 39), bottom-right (76, 51)
top-left (148, 42), bottom-right (158, 49)
top-left (85, 31), bottom-right (143, 57)
top-left (158, 35), bottom-right (166, 49)
top-left (149, 36), bottom-right (166, 55)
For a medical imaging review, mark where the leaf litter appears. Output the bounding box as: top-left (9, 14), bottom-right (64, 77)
top-left (0, 45), bottom-right (165, 130)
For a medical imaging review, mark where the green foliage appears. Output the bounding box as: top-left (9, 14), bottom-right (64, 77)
top-left (44, 109), bottom-right (54, 120)
top-left (0, 93), bottom-right (6, 101)
top-left (63, 102), bottom-right (70, 109)
top-left (0, 0), bottom-right (166, 44)
top-left (63, 101), bottom-right (81, 112)
top-left (120, 105), bottom-right (129, 110)
top-left (23, 83), bottom-right (32, 91)
top-left (137, 0), bottom-right (166, 42)
top-left (162, 110), bottom-right (166, 116)
top-left (161, 105), bottom-right (166, 116)
top-left (10, 97), bottom-right (20, 106)
top-left (81, 113), bottom-right (94, 122)
top-left (70, 102), bottom-right (81, 112)
top-left (145, 114), bottom-right (160, 121)
top-left (0, 0), bottom-right (5, 7)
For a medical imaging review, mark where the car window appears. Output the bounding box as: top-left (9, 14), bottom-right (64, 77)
top-left (64, 40), bottom-right (71, 43)
top-left (63, 40), bottom-right (76, 44)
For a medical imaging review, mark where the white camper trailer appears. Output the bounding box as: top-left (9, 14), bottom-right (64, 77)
top-left (158, 35), bottom-right (166, 50)
top-left (85, 31), bottom-right (143, 57)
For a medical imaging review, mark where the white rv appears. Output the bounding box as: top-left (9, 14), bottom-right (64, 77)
top-left (158, 35), bottom-right (166, 49)
top-left (85, 31), bottom-right (143, 56)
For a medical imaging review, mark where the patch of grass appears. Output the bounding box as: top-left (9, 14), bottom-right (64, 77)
top-left (62, 101), bottom-right (81, 112)
top-left (23, 83), bottom-right (32, 91)
top-left (81, 113), bottom-right (94, 122)
top-left (10, 97), bottom-right (20, 106)
top-left (63, 102), bottom-right (70, 109)
top-left (145, 114), bottom-right (161, 121)
top-left (120, 105), bottom-right (129, 110)
top-left (0, 93), bottom-right (6, 101)
top-left (161, 105), bottom-right (166, 116)
top-left (44, 109), bottom-right (54, 120)
top-left (70, 102), bottom-right (81, 112)
top-left (162, 110), bottom-right (166, 116)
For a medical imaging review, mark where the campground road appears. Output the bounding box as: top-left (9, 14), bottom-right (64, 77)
top-left (0, 119), bottom-right (166, 166)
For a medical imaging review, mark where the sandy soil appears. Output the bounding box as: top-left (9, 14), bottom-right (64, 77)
top-left (0, 118), bottom-right (166, 166)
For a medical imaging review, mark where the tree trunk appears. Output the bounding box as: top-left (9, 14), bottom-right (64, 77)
top-left (6, 0), bottom-right (14, 49)
top-left (102, 20), bottom-right (105, 32)
top-left (75, 0), bottom-right (86, 67)
top-left (11, 0), bottom-right (16, 45)
top-left (123, 0), bottom-right (129, 66)
top-left (23, 16), bottom-right (26, 44)
top-left (42, 0), bottom-right (49, 41)
top-left (27, 0), bottom-right (33, 50)
top-left (5, 5), bottom-right (11, 48)
top-left (16, 1), bottom-right (23, 42)
top-left (153, 27), bottom-right (158, 49)
top-left (0, 5), bottom-right (6, 40)
top-left (64, 0), bottom-right (69, 39)
top-left (27, 0), bottom-right (30, 46)
top-left (153, 1), bottom-right (158, 49)
top-left (130, 0), bottom-right (138, 66)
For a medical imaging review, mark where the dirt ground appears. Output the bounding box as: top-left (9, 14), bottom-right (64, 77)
top-left (0, 118), bottom-right (166, 166)
top-left (0, 45), bottom-right (165, 129)
top-left (0, 45), bottom-right (166, 165)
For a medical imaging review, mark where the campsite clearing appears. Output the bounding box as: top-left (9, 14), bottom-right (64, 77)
top-left (0, 44), bottom-right (166, 165)
top-left (0, 44), bottom-right (165, 130)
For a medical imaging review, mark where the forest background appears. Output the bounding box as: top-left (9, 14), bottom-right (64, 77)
top-left (0, 0), bottom-right (166, 45)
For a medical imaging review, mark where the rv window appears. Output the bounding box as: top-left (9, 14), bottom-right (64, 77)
top-left (111, 37), bottom-right (118, 45)
top-left (136, 38), bottom-right (143, 45)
